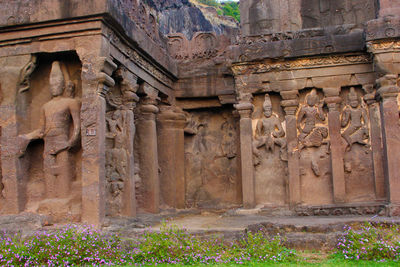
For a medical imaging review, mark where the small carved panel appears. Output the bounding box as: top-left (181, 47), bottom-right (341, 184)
top-left (252, 93), bottom-right (288, 206)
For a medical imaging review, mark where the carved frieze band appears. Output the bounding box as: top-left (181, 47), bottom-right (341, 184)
top-left (367, 40), bottom-right (400, 53)
top-left (232, 54), bottom-right (372, 75)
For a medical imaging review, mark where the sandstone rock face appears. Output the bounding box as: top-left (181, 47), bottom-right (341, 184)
top-left (148, 0), bottom-right (239, 39)
top-left (241, 0), bottom-right (378, 36)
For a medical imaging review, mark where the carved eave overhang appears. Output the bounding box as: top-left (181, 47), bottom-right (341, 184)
top-left (366, 15), bottom-right (400, 75)
top-left (103, 22), bottom-right (176, 94)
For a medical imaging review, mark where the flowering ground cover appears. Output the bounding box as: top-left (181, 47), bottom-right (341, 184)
top-left (0, 222), bottom-right (399, 266)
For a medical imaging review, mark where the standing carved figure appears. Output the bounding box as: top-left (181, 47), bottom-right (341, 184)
top-left (297, 89), bottom-right (327, 152)
top-left (18, 61), bottom-right (81, 199)
top-left (253, 94), bottom-right (287, 164)
top-left (341, 87), bottom-right (369, 151)
top-left (106, 109), bottom-right (128, 197)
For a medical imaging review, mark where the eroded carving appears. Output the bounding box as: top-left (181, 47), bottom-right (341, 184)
top-left (106, 109), bottom-right (128, 215)
top-left (17, 55), bottom-right (37, 93)
top-left (341, 87), bottom-right (369, 151)
top-left (17, 61), bottom-right (81, 199)
top-left (253, 94), bottom-right (287, 164)
top-left (105, 67), bottom-right (138, 216)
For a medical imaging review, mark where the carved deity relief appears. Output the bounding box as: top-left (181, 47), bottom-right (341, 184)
top-left (340, 87), bottom-right (374, 202)
top-left (18, 61), bottom-right (81, 199)
top-left (252, 93), bottom-right (288, 206)
top-left (105, 67), bottom-right (138, 216)
top-left (253, 94), bottom-right (287, 164)
top-left (296, 89), bottom-right (332, 205)
top-left (297, 89), bottom-right (329, 177)
top-left (105, 109), bottom-right (128, 214)
top-left (341, 87), bottom-right (369, 151)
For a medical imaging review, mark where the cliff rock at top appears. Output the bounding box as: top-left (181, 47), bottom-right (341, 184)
top-left (145, 0), bottom-right (239, 40)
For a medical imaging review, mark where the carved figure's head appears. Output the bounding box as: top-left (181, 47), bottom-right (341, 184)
top-left (348, 87), bottom-right (359, 108)
top-left (263, 94), bottom-right (272, 117)
top-left (306, 89), bottom-right (319, 107)
top-left (49, 61), bottom-right (65, 97)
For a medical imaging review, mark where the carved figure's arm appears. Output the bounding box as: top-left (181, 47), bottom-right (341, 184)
top-left (297, 107), bottom-right (305, 132)
top-left (17, 107), bottom-right (45, 156)
top-left (273, 117), bottom-right (285, 138)
top-left (255, 120), bottom-right (263, 138)
top-left (361, 108), bottom-right (368, 125)
top-left (317, 103), bottom-right (325, 121)
top-left (341, 108), bottom-right (350, 127)
top-left (68, 100), bottom-right (81, 147)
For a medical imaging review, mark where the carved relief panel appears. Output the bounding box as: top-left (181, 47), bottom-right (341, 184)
top-left (252, 93), bottom-right (288, 206)
top-left (340, 87), bottom-right (375, 202)
top-left (16, 54), bottom-right (82, 222)
top-left (184, 108), bottom-right (240, 208)
top-left (296, 89), bottom-right (332, 205)
top-left (105, 67), bottom-right (138, 217)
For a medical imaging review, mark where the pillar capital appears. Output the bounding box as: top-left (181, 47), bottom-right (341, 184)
top-left (376, 74), bottom-right (399, 101)
top-left (280, 90), bottom-right (299, 115)
top-left (324, 96), bottom-right (342, 112)
top-left (95, 58), bottom-right (117, 97)
top-left (157, 106), bottom-right (187, 129)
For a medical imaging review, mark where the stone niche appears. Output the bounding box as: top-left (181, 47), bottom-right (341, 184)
top-left (252, 93), bottom-right (288, 206)
top-left (184, 107), bottom-right (241, 209)
top-left (297, 88), bottom-right (332, 206)
top-left (17, 52), bottom-right (82, 222)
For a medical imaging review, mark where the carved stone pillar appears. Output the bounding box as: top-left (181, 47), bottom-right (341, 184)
top-left (234, 94), bottom-right (255, 208)
top-left (137, 84), bottom-right (160, 213)
top-left (157, 106), bottom-right (186, 209)
top-left (323, 88), bottom-right (346, 203)
top-left (376, 75), bottom-right (400, 214)
top-left (120, 73), bottom-right (139, 217)
top-left (80, 57), bottom-right (117, 226)
top-left (363, 85), bottom-right (386, 201)
top-left (280, 90), bottom-right (300, 207)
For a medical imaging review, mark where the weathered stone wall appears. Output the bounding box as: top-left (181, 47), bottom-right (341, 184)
top-left (184, 108), bottom-right (241, 208)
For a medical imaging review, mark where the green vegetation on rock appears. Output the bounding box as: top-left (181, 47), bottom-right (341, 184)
top-left (197, 0), bottom-right (240, 22)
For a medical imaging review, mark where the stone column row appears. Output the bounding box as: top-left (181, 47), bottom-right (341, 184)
top-left (136, 84), bottom-right (187, 213)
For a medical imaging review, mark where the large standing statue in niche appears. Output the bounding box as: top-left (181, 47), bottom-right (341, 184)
top-left (18, 61), bottom-right (81, 199)
top-left (341, 87), bottom-right (369, 151)
top-left (253, 94), bottom-right (287, 164)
